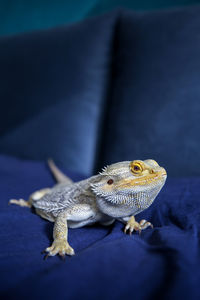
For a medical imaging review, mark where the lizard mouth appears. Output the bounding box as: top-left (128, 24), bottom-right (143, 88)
top-left (160, 168), bottom-right (167, 178)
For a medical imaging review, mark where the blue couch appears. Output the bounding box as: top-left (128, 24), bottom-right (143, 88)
top-left (1, 5), bottom-right (200, 300)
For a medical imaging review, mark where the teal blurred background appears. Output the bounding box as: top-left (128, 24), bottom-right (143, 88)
top-left (0, 0), bottom-right (200, 36)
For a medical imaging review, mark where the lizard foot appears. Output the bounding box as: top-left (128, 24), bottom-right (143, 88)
top-left (44, 239), bottom-right (75, 259)
top-left (124, 216), bottom-right (153, 235)
top-left (9, 198), bottom-right (31, 208)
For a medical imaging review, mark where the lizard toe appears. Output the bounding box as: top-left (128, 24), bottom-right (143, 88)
top-left (124, 216), bottom-right (154, 235)
top-left (44, 240), bottom-right (75, 258)
top-left (124, 218), bottom-right (141, 235)
top-left (65, 245), bottom-right (75, 256)
top-left (139, 219), bottom-right (153, 230)
top-left (9, 198), bottom-right (31, 207)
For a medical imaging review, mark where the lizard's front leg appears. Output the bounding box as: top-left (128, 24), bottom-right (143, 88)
top-left (44, 213), bottom-right (74, 258)
top-left (123, 216), bottom-right (153, 235)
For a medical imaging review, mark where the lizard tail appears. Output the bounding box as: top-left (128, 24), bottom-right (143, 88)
top-left (47, 159), bottom-right (73, 184)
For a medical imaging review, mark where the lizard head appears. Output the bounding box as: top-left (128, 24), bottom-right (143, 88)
top-left (91, 159), bottom-right (167, 214)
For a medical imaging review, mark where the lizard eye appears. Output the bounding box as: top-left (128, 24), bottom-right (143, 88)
top-left (107, 179), bottom-right (114, 185)
top-left (130, 161), bottom-right (143, 174)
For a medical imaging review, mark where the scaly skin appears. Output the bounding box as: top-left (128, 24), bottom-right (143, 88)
top-left (9, 159), bottom-right (167, 258)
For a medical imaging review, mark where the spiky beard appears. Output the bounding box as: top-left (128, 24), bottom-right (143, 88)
top-left (91, 182), bottom-right (164, 209)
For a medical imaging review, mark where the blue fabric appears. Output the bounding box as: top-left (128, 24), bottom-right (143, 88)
top-left (1, 6), bottom-right (200, 298)
top-left (97, 6), bottom-right (200, 177)
top-left (0, 12), bottom-right (117, 175)
top-left (1, 154), bottom-right (200, 299)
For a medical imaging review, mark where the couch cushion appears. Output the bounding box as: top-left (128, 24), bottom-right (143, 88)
top-left (1, 154), bottom-right (200, 299)
top-left (96, 6), bottom-right (200, 176)
top-left (0, 12), bottom-right (118, 175)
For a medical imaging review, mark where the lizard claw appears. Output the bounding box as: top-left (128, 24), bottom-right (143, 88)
top-left (43, 239), bottom-right (75, 259)
top-left (124, 217), bottom-right (153, 235)
top-left (44, 253), bottom-right (50, 260)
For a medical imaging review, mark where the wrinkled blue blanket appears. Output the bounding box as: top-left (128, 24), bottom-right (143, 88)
top-left (1, 154), bottom-right (200, 299)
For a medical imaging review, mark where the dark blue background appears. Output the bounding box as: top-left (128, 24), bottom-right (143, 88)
top-left (0, 6), bottom-right (200, 176)
top-left (98, 8), bottom-right (200, 177)
top-left (0, 4), bottom-right (200, 300)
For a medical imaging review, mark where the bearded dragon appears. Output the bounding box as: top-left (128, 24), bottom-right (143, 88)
top-left (9, 159), bottom-right (167, 258)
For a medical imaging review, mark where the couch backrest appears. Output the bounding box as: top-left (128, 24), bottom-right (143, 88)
top-left (96, 6), bottom-right (200, 177)
top-left (1, 6), bottom-right (200, 177)
top-left (0, 12), bottom-right (118, 175)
